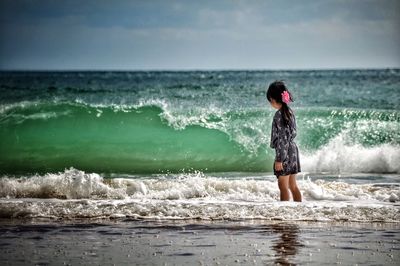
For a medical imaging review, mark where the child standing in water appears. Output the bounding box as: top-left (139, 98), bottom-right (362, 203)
top-left (266, 81), bottom-right (302, 202)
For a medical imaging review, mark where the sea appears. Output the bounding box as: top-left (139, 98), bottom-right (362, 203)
top-left (0, 69), bottom-right (399, 222)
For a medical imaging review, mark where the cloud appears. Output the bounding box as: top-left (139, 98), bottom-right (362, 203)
top-left (0, 0), bottom-right (399, 70)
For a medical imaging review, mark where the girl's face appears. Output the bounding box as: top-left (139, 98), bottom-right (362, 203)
top-left (269, 98), bottom-right (282, 110)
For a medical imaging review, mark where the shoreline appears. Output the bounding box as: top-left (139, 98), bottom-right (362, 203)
top-left (1, 197), bottom-right (399, 222)
top-left (1, 217), bottom-right (400, 228)
top-left (0, 219), bottom-right (398, 265)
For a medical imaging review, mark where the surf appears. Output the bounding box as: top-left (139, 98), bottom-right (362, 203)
top-left (0, 100), bottom-right (399, 174)
top-left (0, 101), bottom-right (267, 174)
top-left (0, 168), bottom-right (399, 222)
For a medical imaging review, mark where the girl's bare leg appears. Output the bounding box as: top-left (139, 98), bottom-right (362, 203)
top-left (278, 175), bottom-right (290, 201)
top-left (289, 174), bottom-right (302, 202)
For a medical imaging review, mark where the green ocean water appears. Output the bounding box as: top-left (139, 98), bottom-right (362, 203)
top-left (0, 70), bottom-right (399, 174)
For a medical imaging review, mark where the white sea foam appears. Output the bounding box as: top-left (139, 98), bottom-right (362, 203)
top-left (0, 197), bottom-right (398, 222)
top-left (1, 168), bottom-right (399, 202)
top-left (301, 131), bottom-right (400, 174)
top-left (0, 168), bottom-right (124, 199)
top-left (0, 168), bottom-right (399, 222)
top-left (0, 101), bottom-right (39, 114)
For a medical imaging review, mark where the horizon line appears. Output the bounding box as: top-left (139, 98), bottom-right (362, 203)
top-left (0, 66), bottom-right (399, 72)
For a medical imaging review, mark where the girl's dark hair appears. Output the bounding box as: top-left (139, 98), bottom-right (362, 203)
top-left (266, 80), bottom-right (294, 127)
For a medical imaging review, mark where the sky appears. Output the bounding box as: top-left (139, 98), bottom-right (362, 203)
top-left (0, 0), bottom-right (399, 70)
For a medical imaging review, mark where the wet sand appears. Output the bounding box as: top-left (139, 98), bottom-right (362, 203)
top-left (0, 219), bottom-right (399, 265)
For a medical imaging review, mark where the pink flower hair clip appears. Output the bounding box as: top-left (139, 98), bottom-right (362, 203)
top-left (281, 90), bottom-right (291, 104)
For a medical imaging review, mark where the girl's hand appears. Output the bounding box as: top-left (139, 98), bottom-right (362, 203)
top-left (274, 161), bottom-right (283, 171)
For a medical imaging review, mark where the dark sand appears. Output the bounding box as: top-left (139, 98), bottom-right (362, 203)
top-left (0, 219), bottom-right (399, 265)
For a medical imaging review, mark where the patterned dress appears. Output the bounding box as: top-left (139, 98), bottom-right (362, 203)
top-left (270, 108), bottom-right (301, 178)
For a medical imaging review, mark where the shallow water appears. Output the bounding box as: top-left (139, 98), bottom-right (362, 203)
top-left (0, 220), bottom-right (398, 265)
top-left (0, 168), bottom-right (399, 222)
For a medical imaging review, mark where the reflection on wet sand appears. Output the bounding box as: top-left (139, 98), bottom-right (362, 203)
top-left (271, 223), bottom-right (304, 265)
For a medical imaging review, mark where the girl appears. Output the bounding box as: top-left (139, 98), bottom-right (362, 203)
top-left (266, 80), bottom-right (302, 202)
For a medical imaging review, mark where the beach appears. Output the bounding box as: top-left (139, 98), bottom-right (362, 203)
top-left (0, 219), bottom-right (399, 265)
top-left (0, 170), bottom-right (399, 265)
